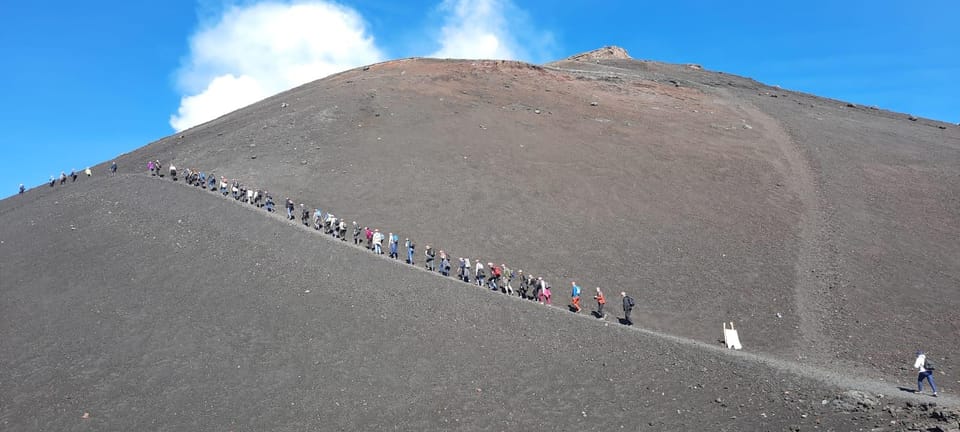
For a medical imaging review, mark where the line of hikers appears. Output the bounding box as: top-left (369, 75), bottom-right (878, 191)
top-left (20, 162), bottom-right (118, 195)
top-left (147, 159), bottom-right (639, 325)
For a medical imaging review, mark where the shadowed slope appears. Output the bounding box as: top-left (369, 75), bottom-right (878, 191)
top-left (1, 174), bottom-right (949, 431)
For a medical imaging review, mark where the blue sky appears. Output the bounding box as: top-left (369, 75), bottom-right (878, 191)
top-left (2, 0), bottom-right (958, 196)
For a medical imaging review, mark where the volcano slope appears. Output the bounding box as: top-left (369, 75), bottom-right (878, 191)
top-left (1, 174), bottom-right (956, 431)
top-left (2, 48), bottom-right (959, 429)
top-left (107, 51), bottom-right (959, 375)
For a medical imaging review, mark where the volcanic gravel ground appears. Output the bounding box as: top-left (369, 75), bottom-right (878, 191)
top-left (96, 56), bottom-right (960, 382)
top-left (4, 49), bottom-right (960, 430)
top-left (2, 174), bottom-right (956, 431)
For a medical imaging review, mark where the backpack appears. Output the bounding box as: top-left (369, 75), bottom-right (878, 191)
top-left (626, 296), bottom-right (635, 308)
top-left (924, 359), bottom-right (936, 371)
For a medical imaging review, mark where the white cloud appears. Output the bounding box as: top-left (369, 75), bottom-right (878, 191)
top-left (170, 1), bottom-right (384, 132)
top-left (429, 0), bottom-right (553, 61)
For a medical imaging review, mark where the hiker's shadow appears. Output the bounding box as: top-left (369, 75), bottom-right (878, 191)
top-left (897, 386), bottom-right (917, 394)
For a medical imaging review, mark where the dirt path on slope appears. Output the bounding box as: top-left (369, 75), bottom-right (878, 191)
top-left (719, 91), bottom-right (845, 363)
top-left (138, 173), bottom-right (955, 407)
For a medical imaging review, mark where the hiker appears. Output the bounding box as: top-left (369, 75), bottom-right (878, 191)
top-left (169, 164), bottom-right (177, 180)
top-left (198, 172), bottom-right (206, 188)
top-left (264, 195), bottom-right (275, 212)
top-left (439, 251), bottom-right (450, 276)
top-left (914, 351), bottom-right (938, 397)
top-left (301, 204), bottom-right (310, 226)
top-left (18, 184), bottom-right (25, 194)
top-left (570, 282), bottom-right (582, 312)
top-left (314, 209), bottom-right (323, 230)
top-left (517, 270), bottom-right (527, 298)
top-left (389, 233), bottom-right (398, 258)
top-left (70, 169), bottom-right (77, 182)
top-left (110, 161), bottom-right (117, 174)
top-left (502, 264), bottom-right (514, 295)
top-left (84, 167), bottom-right (92, 177)
top-left (338, 219), bottom-right (347, 240)
top-left (594, 287), bottom-right (606, 318)
top-left (621, 292), bottom-right (635, 325)
top-left (49, 176), bottom-right (55, 187)
top-left (540, 280), bottom-right (552, 305)
top-left (488, 263), bottom-right (500, 291)
top-left (372, 229), bottom-right (384, 254)
top-left (365, 227), bottom-right (373, 249)
top-left (285, 198), bottom-right (295, 220)
top-left (154, 160), bottom-right (162, 177)
top-left (60, 172), bottom-right (67, 185)
top-left (353, 222), bottom-right (362, 245)
top-left (533, 276), bottom-right (543, 302)
top-left (461, 258), bottom-right (471, 283)
top-left (148, 160), bottom-right (155, 175)
top-left (208, 175), bottom-right (217, 190)
top-left (406, 239), bottom-right (415, 264)
top-left (475, 261), bottom-right (485, 287)
top-left (425, 246), bottom-right (436, 271)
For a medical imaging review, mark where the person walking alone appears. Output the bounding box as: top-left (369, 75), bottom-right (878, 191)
top-left (914, 351), bottom-right (939, 397)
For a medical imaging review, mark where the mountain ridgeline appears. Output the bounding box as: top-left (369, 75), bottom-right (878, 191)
top-left (2, 47), bottom-right (958, 430)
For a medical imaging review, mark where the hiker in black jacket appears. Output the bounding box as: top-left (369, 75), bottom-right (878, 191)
top-left (621, 292), bottom-right (635, 325)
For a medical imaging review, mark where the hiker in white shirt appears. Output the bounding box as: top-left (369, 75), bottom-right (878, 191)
top-left (913, 350), bottom-right (938, 397)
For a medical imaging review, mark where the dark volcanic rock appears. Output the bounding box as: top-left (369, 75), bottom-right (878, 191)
top-left (3, 51), bottom-right (960, 430)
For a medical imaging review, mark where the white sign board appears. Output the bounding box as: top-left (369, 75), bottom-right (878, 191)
top-left (723, 322), bottom-right (742, 350)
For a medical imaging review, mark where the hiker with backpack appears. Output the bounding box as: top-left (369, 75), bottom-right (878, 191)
top-left (570, 281), bottom-right (582, 313)
top-left (621, 292), bottom-right (635, 325)
top-left (406, 239), bottom-right (415, 264)
top-left (914, 350), bottom-right (939, 397)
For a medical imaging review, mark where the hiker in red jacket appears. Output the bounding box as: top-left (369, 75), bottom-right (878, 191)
top-left (593, 287), bottom-right (606, 318)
